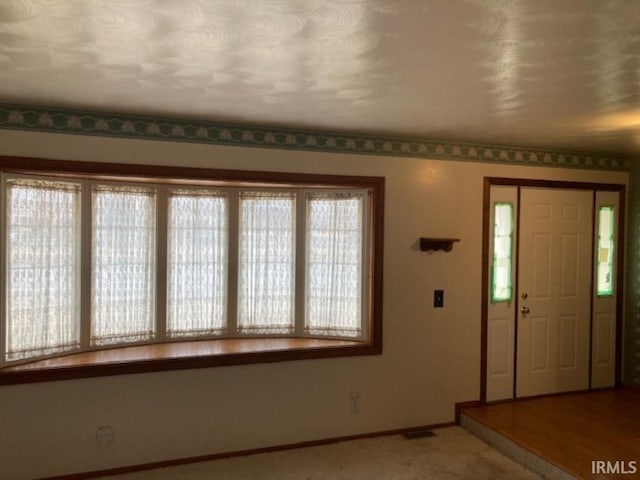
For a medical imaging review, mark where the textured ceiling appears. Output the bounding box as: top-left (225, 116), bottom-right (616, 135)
top-left (1, 0), bottom-right (639, 156)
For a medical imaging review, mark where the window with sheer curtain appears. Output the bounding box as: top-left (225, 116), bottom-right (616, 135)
top-left (167, 189), bottom-right (229, 338)
top-left (0, 173), bottom-right (372, 366)
top-left (239, 191), bottom-right (296, 334)
top-left (91, 184), bottom-right (157, 346)
top-left (306, 192), bottom-right (364, 337)
top-left (5, 178), bottom-right (81, 361)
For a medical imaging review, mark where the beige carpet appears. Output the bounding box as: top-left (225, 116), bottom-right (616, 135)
top-left (99, 426), bottom-right (541, 479)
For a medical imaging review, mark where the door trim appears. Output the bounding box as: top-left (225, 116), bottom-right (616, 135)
top-left (481, 178), bottom-right (626, 404)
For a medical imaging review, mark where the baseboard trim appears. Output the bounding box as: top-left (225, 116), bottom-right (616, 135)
top-left (43, 422), bottom-right (456, 480)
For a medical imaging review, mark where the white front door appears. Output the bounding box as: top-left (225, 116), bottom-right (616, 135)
top-left (516, 188), bottom-right (593, 398)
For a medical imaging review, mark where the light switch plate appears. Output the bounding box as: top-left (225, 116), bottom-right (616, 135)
top-left (434, 290), bottom-right (444, 308)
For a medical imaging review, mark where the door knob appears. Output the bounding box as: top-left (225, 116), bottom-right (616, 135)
top-left (520, 306), bottom-right (530, 314)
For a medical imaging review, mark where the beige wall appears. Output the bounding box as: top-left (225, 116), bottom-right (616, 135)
top-left (0, 130), bottom-right (629, 479)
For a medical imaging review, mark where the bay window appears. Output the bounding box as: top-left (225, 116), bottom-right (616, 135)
top-left (0, 158), bottom-right (383, 382)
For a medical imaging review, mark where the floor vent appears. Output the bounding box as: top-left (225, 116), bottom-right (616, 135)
top-left (404, 430), bottom-right (435, 440)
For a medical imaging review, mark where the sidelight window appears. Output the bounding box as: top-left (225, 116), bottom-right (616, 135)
top-left (596, 206), bottom-right (615, 297)
top-left (491, 202), bottom-right (514, 303)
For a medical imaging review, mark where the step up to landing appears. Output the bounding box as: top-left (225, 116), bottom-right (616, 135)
top-left (460, 413), bottom-right (576, 480)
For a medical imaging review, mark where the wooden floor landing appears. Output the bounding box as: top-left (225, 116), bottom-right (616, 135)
top-left (461, 388), bottom-right (640, 479)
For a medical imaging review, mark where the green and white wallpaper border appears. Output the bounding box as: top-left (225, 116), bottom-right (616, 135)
top-left (0, 103), bottom-right (631, 171)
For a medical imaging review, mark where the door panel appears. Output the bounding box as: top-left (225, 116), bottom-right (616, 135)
top-left (594, 313), bottom-right (613, 365)
top-left (560, 234), bottom-right (579, 296)
top-left (489, 318), bottom-right (511, 375)
top-left (530, 316), bottom-right (549, 372)
top-left (532, 233), bottom-right (551, 297)
top-left (516, 188), bottom-right (593, 398)
top-left (559, 314), bottom-right (577, 369)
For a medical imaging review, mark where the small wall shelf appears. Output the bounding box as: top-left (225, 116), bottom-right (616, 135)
top-left (419, 237), bottom-right (460, 252)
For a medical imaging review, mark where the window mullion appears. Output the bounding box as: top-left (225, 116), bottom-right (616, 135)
top-left (294, 191), bottom-right (306, 337)
top-left (227, 190), bottom-right (239, 336)
top-left (156, 186), bottom-right (168, 340)
top-left (360, 190), bottom-right (371, 342)
top-left (0, 175), bottom-right (6, 366)
top-left (80, 180), bottom-right (92, 351)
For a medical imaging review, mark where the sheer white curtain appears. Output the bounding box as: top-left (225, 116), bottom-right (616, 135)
top-left (596, 206), bottom-right (614, 295)
top-left (492, 203), bottom-right (513, 302)
top-left (238, 192), bottom-right (295, 334)
top-left (306, 192), bottom-right (363, 337)
top-left (167, 189), bottom-right (228, 337)
top-left (5, 178), bottom-right (81, 361)
top-left (91, 184), bottom-right (156, 346)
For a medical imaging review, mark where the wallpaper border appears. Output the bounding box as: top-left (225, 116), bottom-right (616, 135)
top-left (0, 103), bottom-right (631, 171)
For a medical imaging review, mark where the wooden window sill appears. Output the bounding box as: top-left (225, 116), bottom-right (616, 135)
top-left (0, 338), bottom-right (378, 385)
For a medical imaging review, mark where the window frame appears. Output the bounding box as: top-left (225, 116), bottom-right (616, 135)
top-left (303, 189), bottom-right (370, 341)
top-left (596, 204), bottom-right (615, 297)
top-left (165, 185), bottom-right (231, 340)
top-left (0, 156), bottom-right (384, 384)
top-left (88, 179), bottom-right (159, 348)
top-left (2, 174), bottom-right (84, 362)
top-left (490, 202), bottom-right (514, 303)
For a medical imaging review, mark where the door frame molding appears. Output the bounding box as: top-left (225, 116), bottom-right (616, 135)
top-left (481, 177), bottom-right (626, 403)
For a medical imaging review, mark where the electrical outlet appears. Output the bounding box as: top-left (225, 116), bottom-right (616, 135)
top-left (349, 391), bottom-right (360, 414)
top-left (96, 426), bottom-right (114, 447)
